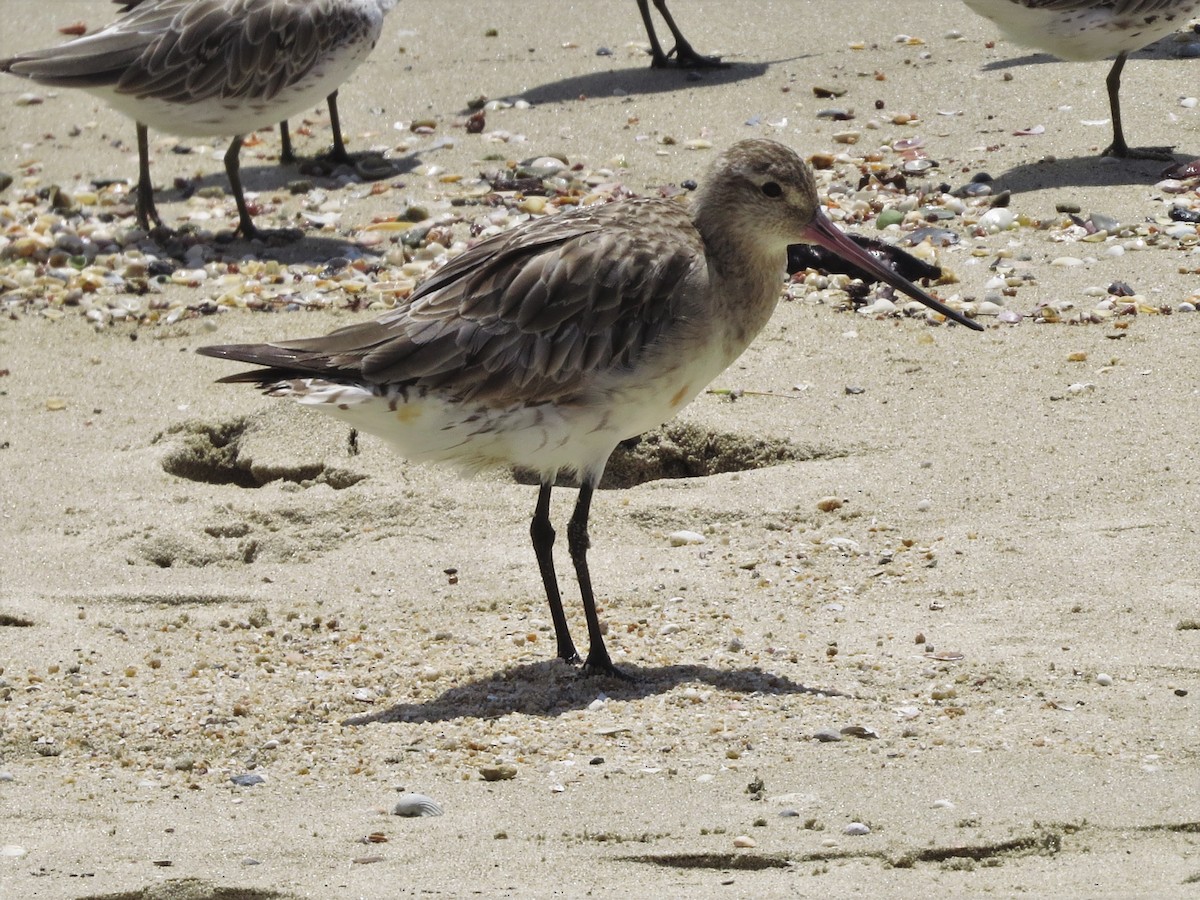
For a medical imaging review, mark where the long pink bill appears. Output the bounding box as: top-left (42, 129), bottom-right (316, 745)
top-left (800, 212), bottom-right (983, 332)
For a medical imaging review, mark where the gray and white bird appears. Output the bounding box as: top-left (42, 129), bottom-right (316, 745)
top-left (963, 0), bottom-right (1200, 157)
top-left (197, 139), bottom-right (980, 678)
top-left (1, 0), bottom-right (396, 237)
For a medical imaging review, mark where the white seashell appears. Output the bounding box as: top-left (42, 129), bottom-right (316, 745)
top-left (844, 822), bottom-right (871, 836)
top-left (668, 530), bottom-right (705, 546)
top-left (858, 298), bottom-right (897, 317)
top-left (978, 208), bottom-right (1014, 233)
top-left (1155, 179), bottom-right (1188, 194)
top-left (392, 792), bottom-right (444, 817)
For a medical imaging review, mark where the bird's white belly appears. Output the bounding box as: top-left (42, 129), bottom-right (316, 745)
top-left (274, 336), bottom-right (740, 482)
top-left (963, 0), bottom-right (1198, 60)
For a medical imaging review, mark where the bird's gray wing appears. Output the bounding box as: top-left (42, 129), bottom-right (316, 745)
top-left (200, 200), bottom-right (705, 406)
top-left (1018, 0), bottom-right (1189, 14)
top-left (3, 0), bottom-right (357, 104)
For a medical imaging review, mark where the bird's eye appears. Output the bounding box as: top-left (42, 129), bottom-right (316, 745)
top-left (761, 181), bottom-right (783, 198)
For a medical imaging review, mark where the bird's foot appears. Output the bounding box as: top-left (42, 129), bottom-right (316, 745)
top-left (557, 646), bottom-right (583, 667)
top-left (580, 652), bottom-right (634, 682)
top-left (651, 44), bottom-right (727, 69)
top-left (1103, 142), bottom-right (1175, 162)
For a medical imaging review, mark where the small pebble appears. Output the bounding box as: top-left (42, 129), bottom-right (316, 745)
top-left (230, 773), bottom-right (266, 787)
top-left (844, 822), bottom-right (871, 836)
top-left (732, 835), bottom-right (757, 848)
top-left (479, 764), bottom-right (517, 782)
top-left (1096, 673), bottom-right (1114, 686)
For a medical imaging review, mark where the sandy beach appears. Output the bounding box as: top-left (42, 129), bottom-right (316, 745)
top-left (3, 1), bottom-right (1200, 897)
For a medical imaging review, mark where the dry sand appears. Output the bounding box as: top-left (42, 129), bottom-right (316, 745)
top-left (3, 1), bottom-right (1200, 897)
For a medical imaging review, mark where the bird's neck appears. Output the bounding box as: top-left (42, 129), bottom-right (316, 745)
top-left (692, 202), bottom-right (787, 353)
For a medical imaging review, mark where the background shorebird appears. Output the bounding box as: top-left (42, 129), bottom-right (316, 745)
top-left (962, 0), bottom-right (1200, 158)
top-left (114, 0), bottom-right (354, 167)
top-left (197, 139), bottom-right (981, 678)
top-left (1, 0), bottom-right (396, 238)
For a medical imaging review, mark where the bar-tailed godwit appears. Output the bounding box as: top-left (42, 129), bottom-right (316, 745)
top-left (198, 139), bottom-right (981, 677)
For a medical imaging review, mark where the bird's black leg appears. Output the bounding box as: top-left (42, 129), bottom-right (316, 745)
top-left (1102, 52), bottom-right (1172, 160)
top-left (324, 90), bottom-right (354, 166)
top-left (279, 119), bottom-right (296, 164)
top-left (223, 135), bottom-right (261, 240)
top-left (645, 0), bottom-right (726, 68)
top-left (134, 123), bottom-right (164, 231)
top-left (567, 483), bottom-right (629, 678)
top-left (635, 0), bottom-right (673, 67)
top-left (531, 482), bottom-right (581, 664)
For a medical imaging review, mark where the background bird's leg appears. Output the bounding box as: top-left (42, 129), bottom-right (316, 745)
top-left (1104, 52), bottom-right (1131, 158)
top-left (568, 483), bottom-right (627, 678)
top-left (1102, 52), bottom-right (1172, 160)
top-left (278, 119), bottom-right (296, 164)
top-left (636, 0), bottom-right (672, 66)
top-left (642, 0), bottom-right (725, 68)
top-left (222, 135), bottom-right (260, 239)
top-left (324, 91), bottom-right (353, 166)
top-left (135, 123), bottom-right (163, 230)
top-left (532, 483), bottom-right (581, 664)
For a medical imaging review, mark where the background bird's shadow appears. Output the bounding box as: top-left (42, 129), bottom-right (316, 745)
top-left (980, 38), bottom-right (1192, 73)
top-left (344, 661), bottom-right (844, 725)
top-left (149, 149), bottom-right (426, 264)
top-left (506, 58), bottom-right (791, 107)
top-left (989, 154), bottom-right (1185, 194)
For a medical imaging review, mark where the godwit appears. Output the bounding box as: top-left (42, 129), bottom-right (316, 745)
top-left (963, 0), bottom-right (1200, 157)
top-left (1, 0), bottom-right (396, 237)
top-left (197, 139), bottom-right (981, 677)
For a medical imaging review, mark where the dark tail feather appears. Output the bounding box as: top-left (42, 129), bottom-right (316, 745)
top-left (197, 343), bottom-right (313, 383)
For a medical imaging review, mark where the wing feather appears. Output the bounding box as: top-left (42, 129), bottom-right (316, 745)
top-left (3, 0), bottom-right (375, 105)
top-left (199, 200), bottom-right (705, 405)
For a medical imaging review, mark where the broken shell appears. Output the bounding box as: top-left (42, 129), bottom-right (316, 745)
top-left (392, 792), bottom-right (444, 817)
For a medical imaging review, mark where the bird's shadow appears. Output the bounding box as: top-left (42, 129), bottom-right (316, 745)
top-left (980, 37), bottom-right (1191, 73)
top-left (148, 149), bottom-right (426, 264)
top-left (504, 58), bottom-right (796, 108)
top-left (344, 660), bottom-right (844, 726)
top-left (989, 153), bottom-right (1186, 195)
